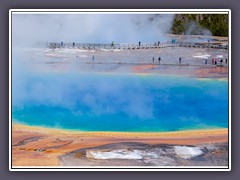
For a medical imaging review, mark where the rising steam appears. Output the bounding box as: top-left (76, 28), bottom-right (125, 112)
top-left (12, 14), bottom-right (175, 47)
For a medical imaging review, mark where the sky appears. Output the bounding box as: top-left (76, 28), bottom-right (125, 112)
top-left (12, 14), bottom-right (175, 46)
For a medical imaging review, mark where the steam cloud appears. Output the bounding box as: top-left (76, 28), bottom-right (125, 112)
top-left (12, 14), bottom-right (175, 47)
top-left (185, 21), bottom-right (212, 36)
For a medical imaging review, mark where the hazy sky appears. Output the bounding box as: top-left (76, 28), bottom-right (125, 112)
top-left (12, 14), bottom-right (175, 46)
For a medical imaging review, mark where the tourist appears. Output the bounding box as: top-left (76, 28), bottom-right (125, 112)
top-left (92, 55), bottom-right (95, 61)
top-left (205, 59), bottom-right (207, 64)
top-left (73, 42), bottom-right (75, 47)
top-left (158, 57), bottom-right (161, 63)
top-left (158, 41), bottom-right (160, 47)
top-left (139, 41), bottom-right (141, 47)
top-left (225, 59), bottom-right (228, 64)
top-left (220, 59), bottom-right (223, 65)
top-left (214, 60), bottom-right (217, 65)
top-left (212, 58), bottom-right (215, 64)
top-left (179, 57), bottom-right (182, 64)
top-left (152, 57), bottom-right (155, 64)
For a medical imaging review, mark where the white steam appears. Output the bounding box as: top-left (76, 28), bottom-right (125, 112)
top-left (12, 14), bottom-right (175, 47)
top-left (185, 21), bottom-right (212, 36)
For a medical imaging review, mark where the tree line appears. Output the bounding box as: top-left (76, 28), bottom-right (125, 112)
top-left (171, 14), bottom-right (228, 37)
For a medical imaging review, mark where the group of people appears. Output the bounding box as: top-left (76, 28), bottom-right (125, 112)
top-left (211, 58), bottom-right (228, 65)
top-left (152, 57), bottom-right (162, 64)
top-left (138, 41), bottom-right (161, 47)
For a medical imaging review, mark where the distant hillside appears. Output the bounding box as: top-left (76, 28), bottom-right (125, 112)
top-left (171, 14), bottom-right (228, 37)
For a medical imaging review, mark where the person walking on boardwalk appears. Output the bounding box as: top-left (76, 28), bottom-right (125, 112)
top-left (152, 57), bottom-right (155, 64)
top-left (220, 59), bottom-right (223, 65)
top-left (179, 57), bottom-right (182, 64)
top-left (212, 58), bottom-right (215, 64)
top-left (158, 57), bottom-right (161, 63)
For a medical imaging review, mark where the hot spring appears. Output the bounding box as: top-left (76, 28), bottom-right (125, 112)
top-left (12, 73), bottom-right (228, 132)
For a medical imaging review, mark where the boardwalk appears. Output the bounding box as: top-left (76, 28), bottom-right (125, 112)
top-left (45, 41), bottom-right (228, 50)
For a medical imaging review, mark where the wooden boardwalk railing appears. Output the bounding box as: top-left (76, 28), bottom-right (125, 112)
top-left (44, 41), bottom-right (228, 50)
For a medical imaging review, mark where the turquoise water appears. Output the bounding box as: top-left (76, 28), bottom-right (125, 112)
top-left (12, 73), bottom-right (228, 132)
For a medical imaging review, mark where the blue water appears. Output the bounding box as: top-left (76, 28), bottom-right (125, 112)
top-left (12, 73), bottom-right (228, 132)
